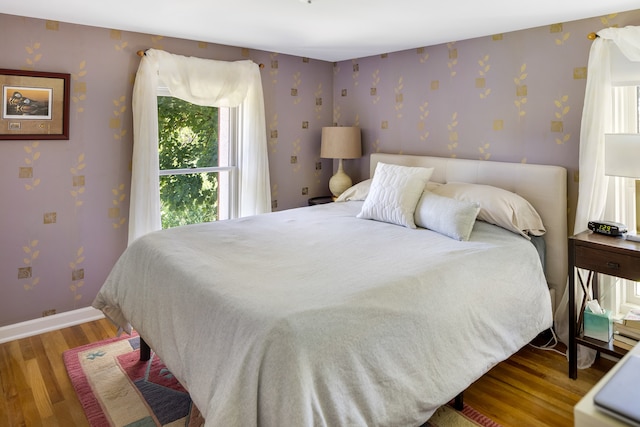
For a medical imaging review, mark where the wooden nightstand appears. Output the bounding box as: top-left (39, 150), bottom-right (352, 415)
top-left (568, 230), bottom-right (640, 379)
top-left (308, 196), bottom-right (334, 206)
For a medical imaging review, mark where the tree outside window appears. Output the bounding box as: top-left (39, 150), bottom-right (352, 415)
top-left (158, 96), bottom-right (233, 229)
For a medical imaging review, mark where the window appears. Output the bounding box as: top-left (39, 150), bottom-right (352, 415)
top-left (607, 86), bottom-right (640, 311)
top-left (626, 87), bottom-right (640, 306)
top-left (157, 89), bottom-right (237, 229)
top-left (130, 51), bottom-right (269, 244)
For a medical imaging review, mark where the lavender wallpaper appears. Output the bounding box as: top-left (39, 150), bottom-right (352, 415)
top-left (333, 11), bottom-right (640, 224)
top-left (0, 14), bottom-right (333, 326)
top-left (1, 9), bottom-right (640, 327)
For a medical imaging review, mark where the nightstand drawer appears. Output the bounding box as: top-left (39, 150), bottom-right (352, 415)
top-left (575, 246), bottom-right (640, 281)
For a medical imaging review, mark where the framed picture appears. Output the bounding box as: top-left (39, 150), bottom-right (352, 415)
top-left (0, 68), bottom-right (70, 140)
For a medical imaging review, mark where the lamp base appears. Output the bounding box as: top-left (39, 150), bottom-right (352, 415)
top-left (328, 159), bottom-right (353, 198)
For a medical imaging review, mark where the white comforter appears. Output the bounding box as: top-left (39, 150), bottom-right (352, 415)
top-left (93, 201), bottom-right (553, 427)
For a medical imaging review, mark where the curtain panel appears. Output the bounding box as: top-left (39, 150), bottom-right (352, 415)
top-left (555, 26), bottom-right (640, 369)
top-left (129, 49), bottom-right (271, 244)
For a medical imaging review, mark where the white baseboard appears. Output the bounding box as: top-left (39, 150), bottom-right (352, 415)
top-left (0, 307), bottom-right (105, 344)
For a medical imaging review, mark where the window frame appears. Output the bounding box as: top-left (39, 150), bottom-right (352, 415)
top-left (622, 87), bottom-right (640, 308)
top-left (607, 85), bottom-right (640, 312)
top-left (157, 87), bottom-right (239, 223)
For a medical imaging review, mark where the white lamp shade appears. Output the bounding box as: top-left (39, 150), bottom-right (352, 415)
top-left (605, 133), bottom-right (640, 178)
top-left (320, 126), bottom-right (361, 198)
top-left (320, 127), bottom-right (362, 159)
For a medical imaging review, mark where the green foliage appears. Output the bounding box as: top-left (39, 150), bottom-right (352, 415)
top-left (157, 96), bottom-right (219, 229)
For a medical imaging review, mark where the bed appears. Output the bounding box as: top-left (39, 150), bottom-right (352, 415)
top-left (93, 153), bottom-right (567, 427)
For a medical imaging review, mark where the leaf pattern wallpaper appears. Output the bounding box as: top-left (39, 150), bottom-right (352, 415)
top-left (1, 9), bottom-right (640, 327)
top-left (332, 10), bottom-right (640, 229)
top-left (0, 13), bottom-right (333, 326)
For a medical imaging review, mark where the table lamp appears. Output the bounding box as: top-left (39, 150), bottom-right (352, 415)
top-left (321, 126), bottom-right (362, 198)
top-left (604, 133), bottom-right (640, 242)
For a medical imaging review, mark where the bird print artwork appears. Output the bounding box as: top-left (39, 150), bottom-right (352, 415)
top-left (4, 87), bottom-right (51, 118)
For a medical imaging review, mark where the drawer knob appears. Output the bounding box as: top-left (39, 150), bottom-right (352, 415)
top-left (606, 261), bottom-right (620, 269)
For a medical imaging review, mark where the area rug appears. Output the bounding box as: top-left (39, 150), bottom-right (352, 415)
top-left (64, 334), bottom-right (500, 427)
top-left (423, 403), bottom-right (502, 427)
top-left (64, 333), bottom-right (203, 427)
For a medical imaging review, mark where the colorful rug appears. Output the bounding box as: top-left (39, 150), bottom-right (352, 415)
top-left (424, 403), bottom-right (502, 427)
top-left (64, 334), bottom-right (500, 427)
top-left (63, 333), bottom-right (203, 426)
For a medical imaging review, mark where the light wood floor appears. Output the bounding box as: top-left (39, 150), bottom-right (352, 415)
top-left (0, 319), bottom-right (615, 427)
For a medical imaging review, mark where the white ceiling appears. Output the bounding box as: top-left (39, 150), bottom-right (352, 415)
top-left (2, 0), bottom-right (639, 62)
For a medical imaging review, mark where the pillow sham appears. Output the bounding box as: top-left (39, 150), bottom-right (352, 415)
top-left (357, 163), bottom-right (434, 228)
top-left (426, 181), bottom-right (443, 192)
top-left (336, 179), bottom-right (371, 202)
top-left (336, 178), bottom-right (441, 202)
top-left (414, 191), bottom-right (480, 241)
top-left (432, 182), bottom-right (545, 238)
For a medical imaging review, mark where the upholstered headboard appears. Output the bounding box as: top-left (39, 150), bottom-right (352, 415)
top-left (370, 153), bottom-right (568, 310)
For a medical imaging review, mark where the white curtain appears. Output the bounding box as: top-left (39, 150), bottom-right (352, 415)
top-left (554, 26), bottom-right (640, 369)
top-left (129, 49), bottom-right (271, 244)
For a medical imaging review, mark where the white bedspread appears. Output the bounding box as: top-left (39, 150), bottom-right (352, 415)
top-left (93, 201), bottom-right (553, 427)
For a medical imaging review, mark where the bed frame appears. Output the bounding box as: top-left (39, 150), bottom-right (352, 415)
top-left (369, 153), bottom-right (568, 310)
top-left (137, 153), bottom-right (568, 417)
top-left (140, 154), bottom-right (568, 342)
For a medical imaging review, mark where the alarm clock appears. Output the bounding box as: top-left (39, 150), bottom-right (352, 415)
top-left (588, 220), bottom-right (628, 236)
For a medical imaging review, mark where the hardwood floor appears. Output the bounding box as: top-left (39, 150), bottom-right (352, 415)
top-left (465, 342), bottom-right (614, 427)
top-left (0, 320), bottom-right (615, 427)
top-left (0, 319), bottom-right (118, 427)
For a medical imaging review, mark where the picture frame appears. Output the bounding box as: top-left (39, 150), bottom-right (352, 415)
top-left (0, 68), bottom-right (70, 140)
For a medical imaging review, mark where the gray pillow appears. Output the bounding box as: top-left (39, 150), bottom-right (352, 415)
top-left (414, 191), bottom-right (480, 241)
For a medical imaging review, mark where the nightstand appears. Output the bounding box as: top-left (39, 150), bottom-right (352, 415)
top-left (568, 230), bottom-right (640, 379)
top-left (308, 196), bottom-right (334, 206)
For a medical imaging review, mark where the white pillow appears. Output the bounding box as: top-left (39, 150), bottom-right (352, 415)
top-left (336, 179), bottom-right (441, 202)
top-left (357, 163), bottom-right (434, 228)
top-left (414, 191), bottom-right (480, 241)
top-left (336, 179), bottom-right (371, 202)
top-left (432, 182), bottom-right (545, 238)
